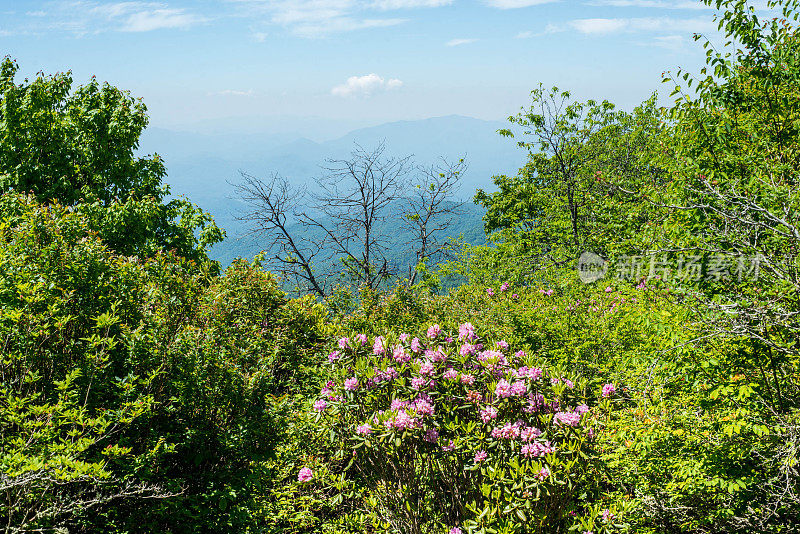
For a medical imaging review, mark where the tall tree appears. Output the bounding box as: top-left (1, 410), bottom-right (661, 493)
top-left (474, 87), bottom-right (663, 272)
top-left (0, 58), bottom-right (223, 263)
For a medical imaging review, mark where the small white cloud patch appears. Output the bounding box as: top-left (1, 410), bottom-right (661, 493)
top-left (446, 38), bottom-right (477, 46)
top-left (121, 8), bottom-right (204, 32)
top-left (331, 74), bottom-right (403, 97)
top-left (484, 0), bottom-right (558, 8)
top-left (210, 90), bottom-right (255, 97)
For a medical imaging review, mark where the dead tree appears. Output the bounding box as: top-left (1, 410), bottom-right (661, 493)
top-left (233, 173), bottom-right (329, 296)
top-left (401, 159), bottom-right (467, 285)
top-left (236, 142), bottom-right (434, 298)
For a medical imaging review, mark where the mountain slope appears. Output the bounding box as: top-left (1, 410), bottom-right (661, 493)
top-left (137, 115), bottom-right (521, 265)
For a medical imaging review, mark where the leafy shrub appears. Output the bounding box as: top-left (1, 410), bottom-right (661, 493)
top-left (0, 194), bottom-right (329, 533)
top-left (307, 322), bottom-right (623, 533)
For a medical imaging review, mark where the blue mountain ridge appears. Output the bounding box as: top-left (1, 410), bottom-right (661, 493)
top-left (138, 115), bottom-right (526, 266)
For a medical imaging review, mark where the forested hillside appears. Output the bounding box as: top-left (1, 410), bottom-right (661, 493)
top-left (2, 1), bottom-right (800, 533)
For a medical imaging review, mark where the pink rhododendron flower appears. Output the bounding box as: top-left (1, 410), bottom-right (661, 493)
top-left (441, 440), bottom-right (455, 452)
top-left (410, 337), bottom-right (422, 353)
top-left (344, 377), bottom-right (359, 391)
top-left (338, 337), bottom-right (350, 349)
top-left (328, 351), bottom-right (342, 362)
top-left (491, 421), bottom-right (522, 440)
top-left (426, 324), bottom-right (441, 339)
top-left (500, 281), bottom-right (510, 291)
top-left (495, 379), bottom-right (513, 398)
top-left (356, 424), bottom-right (372, 435)
top-left (554, 411), bottom-right (581, 427)
top-left (521, 441), bottom-right (554, 457)
top-left (535, 467), bottom-right (549, 480)
top-left (419, 360), bottom-right (435, 376)
top-left (496, 340), bottom-right (509, 350)
top-left (429, 347), bottom-right (448, 362)
top-left (515, 350), bottom-right (526, 359)
top-left (576, 403), bottom-right (590, 414)
top-left (355, 333), bottom-right (368, 345)
top-left (605, 286), bottom-right (613, 292)
top-left (478, 349), bottom-right (502, 363)
top-left (411, 377), bottom-right (427, 390)
top-left (602, 383), bottom-right (616, 397)
top-left (390, 399), bottom-right (409, 411)
top-left (386, 409), bottom-right (420, 431)
top-left (373, 366), bottom-right (399, 383)
top-left (449, 528), bottom-right (462, 534)
top-left (443, 368), bottom-right (459, 380)
top-left (460, 373), bottom-right (475, 385)
top-left (459, 343), bottom-right (477, 356)
top-left (313, 399), bottom-right (327, 412)
top-left (474, 450), bottom-right (488, 462)
top-left (424, 428), bottom-right (439, 443)
top-left (373, 336), bottom-right (386, 355)
top-left (602, 509), bottom-right (614, 521)
top-left (393, 345), bottom-right (411, 363)
top-left (520, 426), bottom-right (542, 442)
top-left (486, 288), bottom-right (495, 296)
top-left (414, 398), bottom-right (435, 416)
top-left (563, 379), bottom-right (574, 389)
top-left (458, 322), bottom-right (477, 341)
top-left (298, 467), bottom-right (313, 482)
top-left (480, 406), bottom-right (498, 423)
top-left (510, 380), bottom-right (527, 396)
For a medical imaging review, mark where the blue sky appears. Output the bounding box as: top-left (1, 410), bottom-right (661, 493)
top-left (0, 0), bottom-right (750, 129)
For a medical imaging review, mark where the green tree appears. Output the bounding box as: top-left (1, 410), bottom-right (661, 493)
top-left (0, 193), bottom-right (329, 533)
top-left (475, 87), bottom-right (663, 275)
top-left (647, 0), bottom-right (800, 528)
top-left (0, 57), bottom-right (223, 263)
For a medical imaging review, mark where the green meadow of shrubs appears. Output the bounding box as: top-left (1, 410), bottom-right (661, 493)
top-left (3, 0), bottom-right (800, 532)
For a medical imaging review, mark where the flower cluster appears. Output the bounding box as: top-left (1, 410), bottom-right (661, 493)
top-left (305, 322), bottom-right (607, 530)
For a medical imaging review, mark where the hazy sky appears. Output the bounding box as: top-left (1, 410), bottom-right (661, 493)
top-left (0, 0), bottom-right (742, 129)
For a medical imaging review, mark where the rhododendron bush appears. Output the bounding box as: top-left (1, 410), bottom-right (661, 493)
top-left (309, 323), bottom-right (616, 533)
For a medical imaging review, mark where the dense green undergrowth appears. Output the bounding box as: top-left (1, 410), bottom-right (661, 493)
top-left (3, 0), bottom-right (800, 532)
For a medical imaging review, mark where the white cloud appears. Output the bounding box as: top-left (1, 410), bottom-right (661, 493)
top-left (570, 18), bottom-right (628, 34)
top-left (331, 73), bottom-right (403, 97)
top-left (446, 38), bottom-right (476, 46)
top-left (651, 34), bottom-right (689, 49)
top-left (568, 16), bottom-right (715, 35)
top-left (121, 8), bottom-right (205, 32)
top-left (24, 1), bottom-right (206, 34)
top-left (584, 0), bottom-right (710, 8)
top-left (484, 0), bottom-right (558, 8)
top-left (371, 0), bottom-right (452, 8)
top-left (210, 89), bottom-right (255, 96)
top-left (292, 17), bottom-right (405, 38)
top-left (543, 22), bottom-right (563, 34)
top-left (232, 0), bottom-right (442, 37)
top-left (585, 0), bottom-right (776, 9)
top-left (516, 30), bottom-right (533, 38)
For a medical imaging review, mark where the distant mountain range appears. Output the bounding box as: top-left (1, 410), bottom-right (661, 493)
top-left (138, 115), bottom-right (526, 266)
